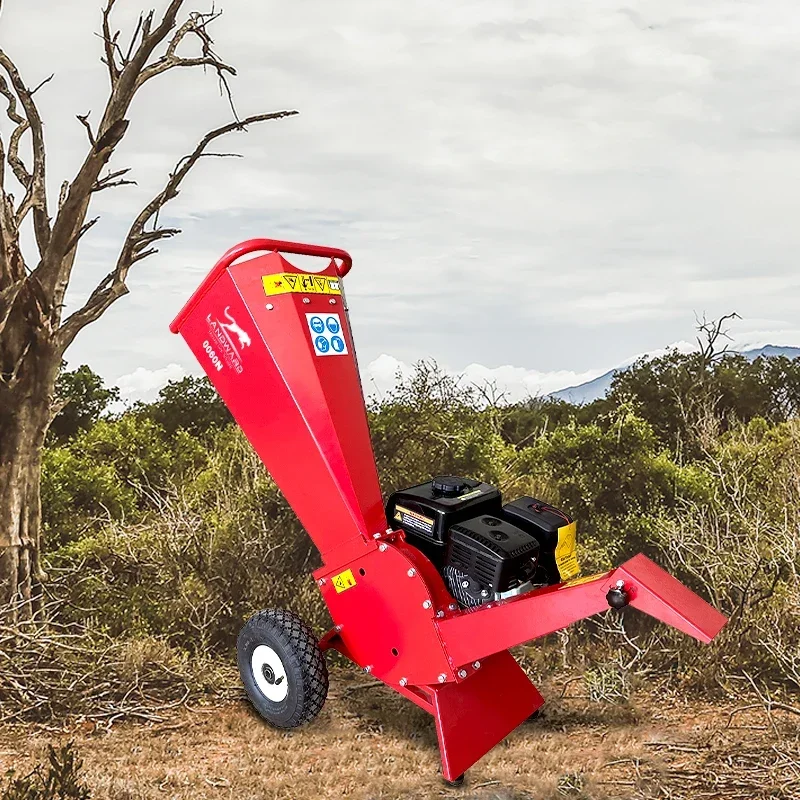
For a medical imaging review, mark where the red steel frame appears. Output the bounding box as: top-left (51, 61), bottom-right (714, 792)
top-left (171, 239), bottom-right (727, 781)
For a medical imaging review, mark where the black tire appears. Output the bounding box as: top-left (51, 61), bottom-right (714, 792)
top-left (237, 609), bottom-right (328, 729)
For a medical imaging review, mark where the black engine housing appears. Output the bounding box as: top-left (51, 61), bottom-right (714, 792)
top-left (443, 515), bottom-right (540, 606)
top-left (386, 476), bottom-right (572, 608)
top-left (385, 476), bottom-right (501, 569)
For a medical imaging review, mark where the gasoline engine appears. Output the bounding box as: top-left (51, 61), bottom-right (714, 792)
top-left (387, 476), bottom-right (579, 608)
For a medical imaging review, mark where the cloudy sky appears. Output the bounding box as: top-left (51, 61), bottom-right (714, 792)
top-left (2, 1), bottom-right (799, 402)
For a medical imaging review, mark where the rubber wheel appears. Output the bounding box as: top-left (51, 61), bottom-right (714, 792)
top-left (237, 609), bottom-right (328, 728)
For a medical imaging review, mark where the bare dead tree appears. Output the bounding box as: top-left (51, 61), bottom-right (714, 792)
top-left (695, 311), bottom-right (740, 369)
top-left (0, 0), bottom-right (298, 621)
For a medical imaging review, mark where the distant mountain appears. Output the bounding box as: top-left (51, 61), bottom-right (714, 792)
top-left (552, 345), bottom-right (800, 405)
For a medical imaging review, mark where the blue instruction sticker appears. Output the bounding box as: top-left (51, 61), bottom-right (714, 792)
top-left (315, 335), bottom-right (330, 353)
top-left (306, 313), bottom-right (348, 357)
top-left (330, 335), bottom-right (345, 353)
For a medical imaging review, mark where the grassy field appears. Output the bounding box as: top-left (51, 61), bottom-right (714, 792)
top-left (2, 667), bottom-right (796, 800)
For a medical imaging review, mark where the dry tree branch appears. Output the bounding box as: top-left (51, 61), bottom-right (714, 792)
top-left (136, 9), bottom-right (239, 117)
top-left (695, 311), bottom-right (740, 366)
top-left (92, 167), bottom-right (137, 192)
top-left (76, 112), bottom-right (96, 146)
top-left (54, 108), bottom-right (298, 351)
top-left (36, 0), bottom-right (188, 308)
top-left (0, 73), bottom-right (31, 188)
top-left (100, 0), bottom-right (122, 86)
top-left (0, 49), bottom-right (51, 251)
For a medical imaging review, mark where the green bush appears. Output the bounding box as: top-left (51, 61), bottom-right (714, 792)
top-left (41, 416), bottom-right (206, 548)
top-left (49, 425), bottom-right (324, 652)
top-left (39, 355), bottom-right (800, 693)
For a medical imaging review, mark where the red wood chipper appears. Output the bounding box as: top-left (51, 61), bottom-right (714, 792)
top-left (170, 239), bottom-right (727, 784)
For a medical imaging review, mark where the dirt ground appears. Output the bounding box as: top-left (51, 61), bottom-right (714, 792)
top-left (1, 668), bottom-right (797, 800)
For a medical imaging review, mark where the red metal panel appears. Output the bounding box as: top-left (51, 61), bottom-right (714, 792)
top-left (430, 650), bottom-right (544, 781)
top-left (170, 244), bottom-right (386, 558)
top-left (231, 256), bottom-right (386, 549)
top-left (618, 554), bottom-right (727, 643)
top-left (436, 555), bottom-right (727, 668)
top-left (316, 540), bottom-right (454, 686)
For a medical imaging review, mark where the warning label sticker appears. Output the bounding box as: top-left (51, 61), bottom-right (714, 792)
top-left (555, 521), bottom-right (581, 581)
top-left (394, 504), bottom-right (435, 536)
top-left (263, 273), bottom-right (341, 297)
top-left (307, 313), bottom-right (348, 357)
top-left (332, 569), bottom-right (357, 593)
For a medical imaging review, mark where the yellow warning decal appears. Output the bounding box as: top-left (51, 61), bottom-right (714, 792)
top-left (332, 569), bottom-right (357, 593)
top-left (561, 571), bottom-right (606, 588)
top-left (394, 504), bottom-right (435, 535)
top-left (262, 273), bottom-right (341, 297)
top-left (555, 520), bottom-right (581, 581)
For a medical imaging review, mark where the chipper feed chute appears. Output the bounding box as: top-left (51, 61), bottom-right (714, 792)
top-left (170, 239), bottom-right (727, 784)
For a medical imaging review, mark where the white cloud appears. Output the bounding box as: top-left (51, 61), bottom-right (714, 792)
top-left (2, 1), bottom-right (799, 385)
top-left (114, 364), bottom-right (187, 404)
top-left (364, 353), bottom-right (607, 404)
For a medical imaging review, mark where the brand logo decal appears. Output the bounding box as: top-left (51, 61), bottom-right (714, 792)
top-left (205, 306), bottom-right (251, 374)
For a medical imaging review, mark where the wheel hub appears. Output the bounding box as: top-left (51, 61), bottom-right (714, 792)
top-left (251, 645), bottom-right (289, 702)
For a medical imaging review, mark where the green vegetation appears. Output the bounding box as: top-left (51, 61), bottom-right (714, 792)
top-left (36, 342), bottom-right (800, 707)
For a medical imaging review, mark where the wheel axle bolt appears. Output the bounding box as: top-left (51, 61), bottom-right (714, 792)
top-left (422, 600), bottom-right (432, 609)
top-left (407, 568), bottom-right (416, 577)
top-left (458, 669), bottom-right (467, 678)
top-left (399, 677), bottom-right (408, 687)
top-left (438, 673), bottom-right (447, 683)
top-left (473, 661), bottom-right (481, 669)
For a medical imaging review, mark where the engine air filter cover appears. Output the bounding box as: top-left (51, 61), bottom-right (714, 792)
top-left (445, 515), bottom-right (539, 603)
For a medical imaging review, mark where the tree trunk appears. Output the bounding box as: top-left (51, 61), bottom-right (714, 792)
top-left (0, 368), bottom-right (55, 623)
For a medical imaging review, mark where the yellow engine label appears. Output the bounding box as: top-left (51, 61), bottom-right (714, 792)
top-left (555, 520), bottom-right (581, 581)
top-left (332, 569), bottom-right (357, 593)
top-left (394, 504), bottom-right (435, 535)
top-left (263, 272), bottom-right (341, 297)
top-left (562, 571), bottom-right (606, 588)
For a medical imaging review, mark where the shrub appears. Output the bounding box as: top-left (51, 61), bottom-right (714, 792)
top-left (48, 426), bottom-right (325, 652)
top-left (1, 744), bottom-right (90, 800)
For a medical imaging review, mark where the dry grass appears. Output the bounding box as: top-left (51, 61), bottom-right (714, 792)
top-left (2, 668), bottom-right (797, 800)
